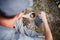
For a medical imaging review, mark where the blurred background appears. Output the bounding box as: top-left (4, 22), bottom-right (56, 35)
top-left (32, 0), bottom-right (60, 40)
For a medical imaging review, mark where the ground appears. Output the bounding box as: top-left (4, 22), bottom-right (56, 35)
top-left (33, 0), bottom-right (60, 40)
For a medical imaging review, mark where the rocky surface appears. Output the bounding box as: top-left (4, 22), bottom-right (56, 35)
top-left (33, 0), bottom-right (60, 40)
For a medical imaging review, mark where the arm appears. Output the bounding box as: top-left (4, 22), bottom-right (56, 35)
top-left (22, 14), bottom-right (30, 19)
top-left (22, 15), bottom-right (28, 18)
top-left (38, 11), bottom-right (53, 40)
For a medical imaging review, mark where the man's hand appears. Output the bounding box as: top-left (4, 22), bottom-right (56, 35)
top-left (38, 11), bottom-right (53, 40)
top-left (38, 11), bottom-right (47, 22)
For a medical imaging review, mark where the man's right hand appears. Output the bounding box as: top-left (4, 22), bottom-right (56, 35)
top-left (38, 11), bottom-right (53, 40)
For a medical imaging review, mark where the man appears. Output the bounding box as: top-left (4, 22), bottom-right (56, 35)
top-left (0, 0), bottom-right (53, 40)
